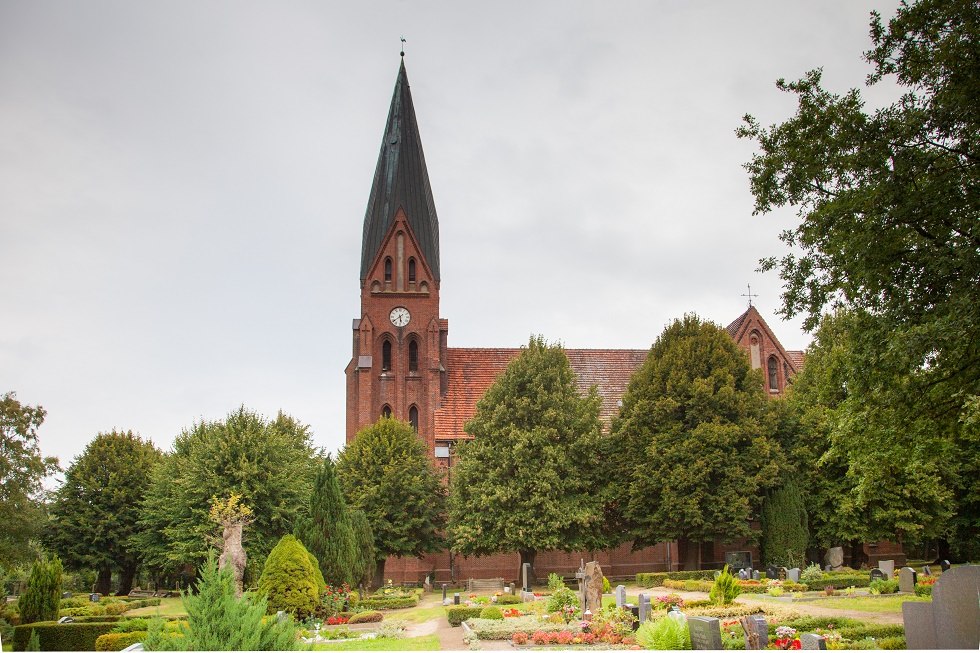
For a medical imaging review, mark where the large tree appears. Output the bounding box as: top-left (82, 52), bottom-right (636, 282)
top-left (136, 407), bottom-right (319, 582)
top-left (738, 0), bottom-right (979, 558)
top-left (46, 430), bottom-right (162, 595)
top-left (293, 456), bottom-right (359, 587)
top-left (0, 392), bottom-right (58, 568)
top-left (447, 336), bottom-right (607, 581)
top-left (336, 417), bottom-right (444, 587)
top-left (608, 315), bottom-right (780, 569)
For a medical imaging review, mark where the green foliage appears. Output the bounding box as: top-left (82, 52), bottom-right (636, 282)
top-left (547, 573), bottom-right (565, 591)
top-left (868, 579), bottom-right (899, 595)
top-left (602, 576), bottom-right (611, 594)
top-left (478, 606), bottom-right (503, 620)
top-left (136, 407), bottom-right (319, 578)
top-left (495, 594), bottom-right (521, 605)
top-left (609, 315), bottom-right (779, 550)
top-left (46, 431), bottom-right (161, 594)
top-left (160, 553), bottom-right (298, 651)
top-left (294, 456), bottom-right (358, 587)
top-left (347, 610), bottom-right (383, 624)
top-left (637, 616), bottom-right (692, 650)
top-left (760, 481), bottom-right (808, 568)
top-left (0, 393), bottom-right (58, 568)
top-left (448, 336), bottom-right (607, 573)
top-left (347, 509), bottom-right (376, 587)
top-left (545, 586), bottom-right (578, 614)
top-left (739, 0), bottom-right (980, 554)
top-left (799, 563), bottom-right (824, 584)
top-left (636, 570), bottom-right (716, 587)
top-left (257, 535), bottom-right (320, 620)
top-left (13, 622), bottom-right (116, 652)
top-left (336, 418), bottom-right (445, 583)
top-left (356, 595), bottom-right (419, 610)
top-left (445, 607), bottom-right (482, 627)
top-left (26, 629), bottom-right (40, 652)
top-left (111, 618), bottom-right (149, 634)
top-left (1, 616), bottom-right (13, 643)
top-left (95, 631), bottom-right (146, 651)
top-left (709, 566), bottom-right (741, 605)
top-left (19, 555), bottom-right (62, 625)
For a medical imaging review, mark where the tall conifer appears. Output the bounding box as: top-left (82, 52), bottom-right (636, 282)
top-left (294, 456), bottom-right (358, 587)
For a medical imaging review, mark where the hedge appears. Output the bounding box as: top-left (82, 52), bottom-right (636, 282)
top-left (662, 578), bottom-right (807, 594)
top-left (348, 611), bottom-right (383, 624)
top-left (95, 631), bottom-right (146, 651)
top-left (801, 573), bottom-right (871, 591)
top-left (13, 621), bottom-right (117, 651)
top-left (636, 570), bottom-right (717, 587)
top-left (357, 595), bottom-right (419, 610)
top-left (446, 606), bottom-right (482, 626)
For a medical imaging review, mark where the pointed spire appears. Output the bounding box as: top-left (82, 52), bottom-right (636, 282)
top-left (360, 59), bottom-right (440, 281)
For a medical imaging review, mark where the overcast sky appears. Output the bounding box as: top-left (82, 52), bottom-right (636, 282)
top-left (2, 0), bottom-right (902, 473)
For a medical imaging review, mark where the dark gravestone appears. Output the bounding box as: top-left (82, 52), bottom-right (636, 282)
top-left (740, 615), bottom-right (768, 650)
top-left (801, 633), bottom-right (827, 650)
top-left (940, 559), bottom-right (951, 572)
top-left (521, 563), bottom-right (532, 592)
top-left (688, 616), bottom-right (723, 650)
top-left (898, 567), bottom-right (917, 593)
top-left (751, 570), bottom-right (761, 581)
top-left (442, 584), bottom-right (447, 601)
top-left (869, 568), bottom-right (887, 582)
top-left (766, 566), bottom-right (779, 580)
top-left (628, 604), bottom-right (640, 630)
top-left (453, 592), bottom-right (460, 605)
top-left (724, 551), bottom-right (752, 571)
top-left (902, 564), bottom-right (980, 650)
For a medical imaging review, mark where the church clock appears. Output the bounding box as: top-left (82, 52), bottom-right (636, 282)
top-left (389, 307), bottom-right (411, 327)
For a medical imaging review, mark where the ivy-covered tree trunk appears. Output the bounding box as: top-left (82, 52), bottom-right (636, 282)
top-left (94, 564), bottom-right (112, 595)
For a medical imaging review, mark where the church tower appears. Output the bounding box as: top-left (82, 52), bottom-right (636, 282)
top-left (346, 58), bottom-right (448, 453)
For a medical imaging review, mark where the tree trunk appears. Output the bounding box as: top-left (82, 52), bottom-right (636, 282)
top-left (372, 557), bottom-right (387, 590)
top-left (94, 564), bottom-right (112, 595)
top-left (518, 549), bottom-right (537, 588)
top-left (677, 537), bottom-right (700, 570)
top-left (117, 562), bottom-right (137, 596)
top-left (934, 539), bottom-right (951, 564)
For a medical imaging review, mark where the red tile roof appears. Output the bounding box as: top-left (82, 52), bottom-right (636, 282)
top-left (433, 348), bottom-right (649, 440)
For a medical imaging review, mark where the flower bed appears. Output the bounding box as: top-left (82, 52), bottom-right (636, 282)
top-left (465, 616), bottom-right (578, 640)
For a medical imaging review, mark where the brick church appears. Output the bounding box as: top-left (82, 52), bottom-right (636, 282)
top-left (345, 60), bottom-right (897, 582)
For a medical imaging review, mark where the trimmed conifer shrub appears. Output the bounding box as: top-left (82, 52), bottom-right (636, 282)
top-left (257, 534), bottom-right (321, 619)
top-left (348, 509), bottom-right (376, 588)
top-left (760, 480), bottom-right (809, 568)
top-left (19, 555), bottom-right (63, 625)
top-left (294, 457), bottom-right (359, 587)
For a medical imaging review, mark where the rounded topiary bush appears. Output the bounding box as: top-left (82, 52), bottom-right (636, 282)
top-left (257, 534), bottom-right (321, 619)
top-left (348, 611), bottom-right (383, 624)
top-left (479, 606), bottom-right (503, 620)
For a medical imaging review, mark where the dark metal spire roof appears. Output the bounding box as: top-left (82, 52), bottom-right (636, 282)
top-left (360, 59), bottom-right (440, 281)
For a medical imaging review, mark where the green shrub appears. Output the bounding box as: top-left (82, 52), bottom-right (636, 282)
top-left (19, 556), bottom-right (63, 625)
top-left (111, 618), bottom-right (148, 633)
top-left (495, 594), bottom-right (521, 605)
top-left (709, 566), bottom-right (741, 606)
top-left (869, 579), bottom-right (899, 594)
top-left (545, 586), bottom-right (579, 615)
top-left (547, 573), bottom-right (565, 591)
top-left (479, 606), bottom-right (503, 620)
top-left (915, 583), bottom-right (933, 597)
top-left (602, 576), bottom-right (611, 594)
top-left (800, 563), bottom-right (824, 584)
top-left (835, 623), bottom-right (905, 640)
top-left (356, 595), bottom-right (419, 610)
top-left (636, 570), bottom-right (716, 587)
top-left (26, 629), bottom-right (39, 652)
top-left (1, 617), bottom-right (14, 643)
top-left (446, 606), bottom-right (482, 626)
top-left (466, 616), bottom-right (576, 640)
top-left (348, 610), bottom-right (383, 624)
top-left (95, 631), bottom-right (146, 651)
top-left (256, 534), bottom-right (321, 619)
top-left (13, 621), bottom-right (117, 651)
top-left (65, 615), bottom-right (124, 623)
top-left (760, 481), bottom-right (808, 568)
top-left (59, 605), bottom-right (107, 617)
top-left (801, 573), bottom-right (870, 591)
top-left (637, 616), bottom-right (692, 650)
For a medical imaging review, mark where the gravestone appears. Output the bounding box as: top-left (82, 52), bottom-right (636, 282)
top-left (453, 592), bottom-right (460, 605)
top-left (738, 569), bottom-right (748, 580)
top-left (508, 582), bottom-right (516, 594)
top-left (521, 563), bottom-right (532, 592)
top-left (638, 593), bottom-right (651, 623)
top-left (751, 570), bottom-right (760, 581)
top-left (787, 567), bottom-right (801, 583)
top-left (724, 551), bottom-right (752, 571)
top-left (582, 561), bottom-right (604, 614)
top-left (940, 559), bottom-right (951, 571)
top-left (898, 567), bottom-right (917, 593)
top-left (627, 604), bottom-right (640, 630)
top-left (921, 565), bottom-right (932, 576)
top-left (61, 592), bottom-right (72, 599)
top-left (869, 568), bottom-right (887, 583)
top-left (878, 559), bottom-right (895, 577)
top-left (801, 633), bottom-right (827, 649)
top-left (520, 590), bottom-right (536, 602)
top-left (766, 565), bottom-right (779, 580)
top-left (89, 593), bottom-right (101, 602)
top-left (275, 611), bottom-right (287, 623)
top-left (615, 585), bottom-right (626, 609)
top-left (778, 567), bottom-right (788, 581)
top-left (902, 564), bottom-right (979, 650)
top-left (740, 615), bottom-right (768, 650)
top-left (120, 644), bottom-right (145, 652)
top-left (824, 546), bottom-right (844, 570)
top-left (688, 616), bottom-right (723, 650)
top-left (57, 616), bottom-right (74, 624)
top-left (824, 564), bottom-right (832, 572)
top-left (441, 584), bottom-right (447, 601)
top-left (714, 570), bottom-right (721, 580)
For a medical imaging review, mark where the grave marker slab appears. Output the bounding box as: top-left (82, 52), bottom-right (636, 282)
top-left (902, 602), bottom-right (937, 649)
top-left (940, 559), bottom-right (951, 572)
top-left (638, 593), bottom-right (651, 623)
top-left (521, 563), bottom-right (531, 592)
top-left (801, 633), bottom-right (827, 649)
top-left (902, 564), bottom-right (979, 650)
top-left (615, 585), bottom-right (626, 609)
top-left (738, 569), bottom-right (748, 580)
top-left (898, 566), bottom-right (917, 593)
top-left (878, 559), bottom-right (895, 577)
top-left (766, 566), bottom-right (779, 580)
top-left (582, 561), bottom-right (603, 614)
top-left (751, 570), bottom-right (760, 581)
top-left (869, 568), bottom-right (887, 582)
top-left (740, 615), bottom-right (768, 650)
top-left (787, 567), bottom-right (801, 583)
top-left (688, 616), bottom-right (723, 650)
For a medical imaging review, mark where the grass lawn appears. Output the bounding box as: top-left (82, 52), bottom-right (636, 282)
top-left (124, 596), bottom-right (187, 617)
top-left (808, 595), bottom-right (931, 613)
top-left (311, 634), bottom-right (440, 651)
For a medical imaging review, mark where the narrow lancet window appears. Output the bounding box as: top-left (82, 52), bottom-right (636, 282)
top-left (409, 340), bottom-right (419, 372)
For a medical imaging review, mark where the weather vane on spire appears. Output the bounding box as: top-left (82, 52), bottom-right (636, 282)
top-left (400, 36), bottom-right (406, 58)
top-left (741, 284), bottom-right (759, 308)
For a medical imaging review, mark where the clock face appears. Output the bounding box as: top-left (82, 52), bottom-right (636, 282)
top-left (389, 307), bottom-right (411, 327)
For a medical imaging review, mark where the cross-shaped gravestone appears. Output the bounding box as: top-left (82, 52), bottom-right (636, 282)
top-left (922, 565), bottom-right (932, 576)
top-left (801, 633), bottom-right (827, 649)
top-left (688, 616), bottom-right (723, 650)
top-left (615, 585), bottom-right (626, 609)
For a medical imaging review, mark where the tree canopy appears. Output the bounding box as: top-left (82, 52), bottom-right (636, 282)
top-left (447, 336), bottom-right (607, 578)
top-left (293, 456), bottom-right (359, 587)
top-left (336, 417), bottom-right (445, 586)
top-left (608, 315), bottom-right (780, 569)
top-left (739, 0), bottom-right (979, 558)
top-left (136, 407), bottom-right (319, 580)
top-left (0, 392), bottom-right (58, 568)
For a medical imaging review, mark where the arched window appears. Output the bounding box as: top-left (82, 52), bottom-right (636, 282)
top-left (384, 257), bottom-right (392, 282)
top-left (408, 340), bottom-right (418, 372)
top-left (408, 257), bottom-right (416, 283)
top-left (381, 404), bottom-right (392, 418)
top-left (409, 405), bottom-right (419, 431)
top-left (768, 356), bottom-right (779, 391)
top-left (382, 340), bottom-right (392, 371)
